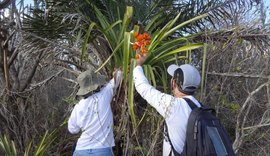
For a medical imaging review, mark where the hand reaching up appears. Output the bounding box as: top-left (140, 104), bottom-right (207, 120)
top-left (136, 53), bottom-right (148, 66)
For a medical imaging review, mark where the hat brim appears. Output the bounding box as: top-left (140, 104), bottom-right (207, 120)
top-left (167, 64), bottom-right (180, 76)
top-left (76, 74), bottom-right (107, 96)
top-left (76, 82), bottom-right (105, 96)
top-left (76, 89), bottom-right (89, 96)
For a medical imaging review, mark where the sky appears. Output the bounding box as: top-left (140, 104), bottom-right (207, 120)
top-left (21, 0), bottom-right (270, 22)
top-left (265, 0), bottom-right (270, 22)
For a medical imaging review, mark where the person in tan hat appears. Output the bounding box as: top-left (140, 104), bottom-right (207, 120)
top-left (68, 68), bottom-right (122, 156)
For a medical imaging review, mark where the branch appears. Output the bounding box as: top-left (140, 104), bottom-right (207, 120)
top-left (28, 69), bottom-right (64, 90)
top-left (54, 58), bottom-right (85, 71)
top-left (20, 30), bottom-right (79, 54)
top-left (207, 72), bottom-right (270, 79)
top-left (242, 123), bottom-right (270, 130)
top-left (8, 46), bottom-right (19, 67)
top-left (0, 0), bottom-right (13, 9)
top-left (19, 51), bottom-right (43, 92)
top-left (5, 69), bottom-right (65, 97)
top-left (233, 82), bottom-right (269, 152)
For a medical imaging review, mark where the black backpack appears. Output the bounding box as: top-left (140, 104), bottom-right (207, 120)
top-left (165, 98), bottom-right (235, 156)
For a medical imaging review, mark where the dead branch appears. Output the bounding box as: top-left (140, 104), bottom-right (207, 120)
top-left (19, 51), bottom-right (44, 92)
top-left (207, 71), bottom-right (270, 79)
top-left (233, 82), bottom-right (269, 153)
top-left (242, 123), bottom-right (270, 130)
top-left (0, 0), bottom-right (13, 9)
top-left (20, 30), bottom-right (79, 54)
top-left (28, 69), bottom-right (64, 90)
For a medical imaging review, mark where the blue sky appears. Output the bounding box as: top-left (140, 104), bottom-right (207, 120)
top-left (265, 0), bottom-right (270, 22)
top-left (24, 0), bottom-right (33, 5)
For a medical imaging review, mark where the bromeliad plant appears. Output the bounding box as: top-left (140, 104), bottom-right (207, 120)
top-left (81, 4), bottom-right (207, 155)
top-left (83, 4), bottom-right (207, 124)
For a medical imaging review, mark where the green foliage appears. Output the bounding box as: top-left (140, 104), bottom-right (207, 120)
top-left (0, 130), bottom-right (58, 156)
top-left (221, 95), bottom-right (240, 113)
top-left (33, 130), bottom-right (58, 156)
top-left (80, 5), bottom-right (208, 135)
top-left (0, 135), bottom-right (17, 156)
top-left (63, 97), bottom-right (79, 106)
top-left (22, 1), bottom-right (76, 40)
top-left (128, 59), bottom-right (137, 128)
top-left (229, 103), bottom-right (240, 112)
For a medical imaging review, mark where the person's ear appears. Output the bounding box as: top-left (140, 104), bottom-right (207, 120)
top-left (171, 78), bottom-right (177, 89)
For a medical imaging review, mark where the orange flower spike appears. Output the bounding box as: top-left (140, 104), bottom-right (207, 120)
top-left (133, 42), bottom-right (141, 51)
top-left (143, 33), bottom-right (148, 39)
top-left (134, 32), bottom-right (139, 38)
top-left (133, 44), bottom-right (138, 51)
top-left (141, 46), bottom-right (147, 54)
top-left (137, 35), bottom-right (143, 42)
top-left (133, 32), bottom-right (151, 59)
top-left (143, 40), bottom-right (149, 46)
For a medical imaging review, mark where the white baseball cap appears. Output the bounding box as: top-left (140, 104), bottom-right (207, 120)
top-left (167, 64), bottom-right (201, 94)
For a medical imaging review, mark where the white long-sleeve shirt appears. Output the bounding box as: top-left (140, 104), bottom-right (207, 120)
top-left (133, 66), bottom-right (201, 156)
top-left (68, 71), bottom-right (122, 150)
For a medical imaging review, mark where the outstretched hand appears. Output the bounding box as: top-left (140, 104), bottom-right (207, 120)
top-left (136, 53), bottom-right (148, 66)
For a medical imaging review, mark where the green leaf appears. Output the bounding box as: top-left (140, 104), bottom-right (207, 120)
top-left (24, 140), bottom-right (32, 156)
top-left (81, 22), bottom-right (96, 61)
top-left (123, 32), bottom-right (131, 82)
top-left (95, 39), bottom-right (124, 73)
top-left (104, 20), bottom-right (122, 33)
top-left (147, 65), bottom-right (156, 87)
top-left (163, 13), bottom-right (208, 39)
top-left (145, 12), bottom-right (164, 31)
top-left (150, 43), bottom-right (204, 64)
top-left (128, 59), bottom-right (137, 129)
top-left (200, 43), bottom-right (207, 100)
top-left (118, 6), bottom-right (133, 45)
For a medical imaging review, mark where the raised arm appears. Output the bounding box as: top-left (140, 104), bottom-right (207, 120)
top-left (133, 65), bottom-right (175, 118)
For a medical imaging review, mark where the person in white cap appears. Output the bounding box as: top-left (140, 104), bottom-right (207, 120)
top-left (68, 68), bottom-right (122, 156)
top-left (133, 54), bottom-right (201, 156)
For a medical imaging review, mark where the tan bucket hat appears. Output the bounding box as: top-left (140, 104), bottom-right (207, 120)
top-left (76, 69), bottom-right (107, 96)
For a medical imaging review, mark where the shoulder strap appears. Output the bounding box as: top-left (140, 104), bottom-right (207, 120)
top-left (164, 122), bottom-right (181, 156)
top-left (183, 98), bottom-right (199, 110)
top-left (182, 98), bottom-right (202, 156)
top-left (165, 98), bottom-right (200, 156)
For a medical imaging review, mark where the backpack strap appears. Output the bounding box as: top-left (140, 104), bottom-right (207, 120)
top-left (164, 98), bottom-right (201, 156)
top-left (182, 98), bottom-right (201, 156)
top-left (183, 98), bottom-right (201, 110)
top-left (182, 98), bottom-right (217, 156)
top-left (164, 122), bottom-right (181, 156)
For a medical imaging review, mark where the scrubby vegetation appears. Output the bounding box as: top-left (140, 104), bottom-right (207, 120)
top-left (0, 0), bottom-right (269, 155)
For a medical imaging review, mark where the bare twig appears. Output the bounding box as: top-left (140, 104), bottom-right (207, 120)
top-left (242, 123), bottom-right (270, 130)
top-left (19, 51), bottom-right (44, 92)
top-left (233, 82), bottom-right (269, 153)
top-left (20, 30), bottom-right (79, 54)
top-left (28, 69), bottom-right (64, 90)
top-left (207, 72), bottom-right (270, 79)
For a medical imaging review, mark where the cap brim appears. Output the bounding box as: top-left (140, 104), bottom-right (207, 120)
top-left (167, 64), bottom-right (180, 76)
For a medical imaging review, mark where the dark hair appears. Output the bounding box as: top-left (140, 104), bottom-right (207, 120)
top-left (173, 68), bottom-right (195, 95)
